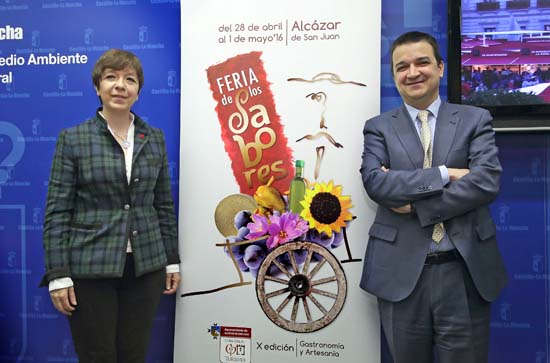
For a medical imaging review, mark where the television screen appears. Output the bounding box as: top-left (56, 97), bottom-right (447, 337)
top-left (448, 0), bottom-right (550, 130)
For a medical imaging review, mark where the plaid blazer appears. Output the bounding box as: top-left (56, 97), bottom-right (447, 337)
top-left (40, 110), bottom-right (179, 286)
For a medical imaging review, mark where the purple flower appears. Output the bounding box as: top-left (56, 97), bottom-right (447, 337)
top-left (246, 214), bottom-right (270, 239)
top-left (266, 211), bottom-right (309, 249)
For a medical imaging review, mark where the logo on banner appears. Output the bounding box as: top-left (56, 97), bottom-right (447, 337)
top-left (219, 326), bottom-right (251, 363)
top-left (42, 0), bottom-right (83, 9)
top-left (0, 0), bottom-right (29, 9)
top-left (69, 27), bottom-right (108, 52)
top-left (58, 74), bottom-right (67, 90)
top-left (208, 323), bottom-right (221, 339)
top-left (168, 70), bottom-right (177, 88)
top-left (28, 295), bottom-right (58, 320)
top-left (432, 15), bottom-right (442, 33)
top-left (151, 70), bottom-right (180, 95)
top-left (139, 26), bottom-right (148, 43)
top-left (84, 28), bottom-right (94, 45)
top-left (168, 161), bottom-right (176, 179)
top-left (123, 25), bottom-right (165, 51)
top-left (62, 338), bottom-right (73, 356)
top-left (9, 338), bottom-right (18, 355)
top-left (532, 254), bottom-right (543, 273)
top-left (0, 166), bottom-right (14, 184)
top-left (7, 251), bottom-right (16, 268)
top-left (497, 203), bottom-right (510, 225)
top-left (31, 30), bottom-right (40, 47)
top-left (95, 0), bottom-right (136, 7)
top-left (33, 295), bottom-right (42, 312)
top-left (16, 118), bottom-right (55, 144)
top-left (5, 78), bottom-right (14, 92)
top-left (32, 118), bottom-right (41, 136)
top-left (32, 207), bottom-right (41, 224)
top-left (500, 302), bottom-right (512, 322)
top-left (168, 161), bottom-right (178, 185)
top-left (42, 73), bottom-right (83, 98)
top-left (206, 51), bottom-right (293, 194)
top-left (531, 157), bottom-right (542, 176)
top-left (495, 203), bottom-right (529, 232)
top-left (491, 301), bottom-right (531, 331)
top-left (513, 156), bottom-right (546, 183)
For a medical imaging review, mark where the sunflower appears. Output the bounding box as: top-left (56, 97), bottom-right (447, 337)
top-left (300, 180), bottom-right (353, 237)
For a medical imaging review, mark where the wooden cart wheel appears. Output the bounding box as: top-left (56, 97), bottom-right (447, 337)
top-left (255, 241), bottom-right (347, 333)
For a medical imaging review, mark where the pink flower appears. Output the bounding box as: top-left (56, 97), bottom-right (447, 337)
top-left (246, 214), bottom-right (270, 239)
top-left (266, 211), bottom-right (309, 249)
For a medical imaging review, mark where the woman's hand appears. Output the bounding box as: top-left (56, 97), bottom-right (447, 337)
top-left (163, 272), bottom-right (180, 295)
top-left (50, 287), bottom-right (77, 316)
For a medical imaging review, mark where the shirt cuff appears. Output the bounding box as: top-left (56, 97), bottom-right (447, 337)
top-left (166, 264), bottom-right (180, 273)
top-left (49, 277), bottom-right (74, 292)
top-left (438, 165), bottom-right (450, 185)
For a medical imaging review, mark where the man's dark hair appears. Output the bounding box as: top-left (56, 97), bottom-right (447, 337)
top-left (390, 31), bottom-right (443, 75)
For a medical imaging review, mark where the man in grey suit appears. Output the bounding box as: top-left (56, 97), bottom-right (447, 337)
top-left (360, 31), bottom-right (507, 363)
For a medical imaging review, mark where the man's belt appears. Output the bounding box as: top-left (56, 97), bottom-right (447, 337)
top-left (425, 249), bottom-right (461, 265)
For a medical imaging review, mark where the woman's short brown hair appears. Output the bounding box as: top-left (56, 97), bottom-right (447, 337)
top-left (92, 49), bottom-right (144, 91)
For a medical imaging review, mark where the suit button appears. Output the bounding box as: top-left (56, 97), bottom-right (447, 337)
top-left (124, 204), bottom-right (130, 210)
top-left (132, 230), bottom-right (138, 236)
top-left (133, 178), bottom-right (139, 183)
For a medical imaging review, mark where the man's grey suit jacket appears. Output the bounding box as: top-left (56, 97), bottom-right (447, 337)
top-left (359, 102), bottom-right (507, 302)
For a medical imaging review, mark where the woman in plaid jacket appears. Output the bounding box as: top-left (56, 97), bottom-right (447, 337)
top-left (41, 49), bottom-right (180, 363)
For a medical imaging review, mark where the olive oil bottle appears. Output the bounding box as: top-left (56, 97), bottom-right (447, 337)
top-left (289, 160), bottom-right (306, 214)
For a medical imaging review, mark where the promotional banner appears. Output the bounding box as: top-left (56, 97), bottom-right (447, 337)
top-left (177, 1), bottom-right (381, 362)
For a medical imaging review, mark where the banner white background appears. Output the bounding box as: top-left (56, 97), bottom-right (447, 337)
top-left (177, 1), bottom-right (381, 362)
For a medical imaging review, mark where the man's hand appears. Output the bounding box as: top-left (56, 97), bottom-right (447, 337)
top-left (50, 287), bottom-right (77, 316)
top-left (391, 204), bottom-right (412, 214)
top-left (448, 168), bottom-right (470, 181)
top-left (163, 272), bottom-right (181, 295)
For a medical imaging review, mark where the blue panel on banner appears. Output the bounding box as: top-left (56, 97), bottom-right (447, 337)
top-left (0, 2), bottom-right (181, 362)
top-left (404, 0), bottom-right (433, 28)
top-left (381, 0), bottom-right (447, 113)
top-left (488, 134), bottom-right (549, 363)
